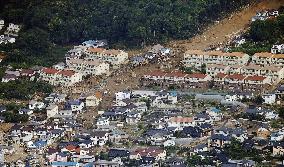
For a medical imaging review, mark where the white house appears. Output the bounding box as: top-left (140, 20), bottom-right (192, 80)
top-left (0, 20), bottom-right (4, 30)
top-left (28, 100), bottom-right (45, 110)
top-left (96, 117), bottom-right (110, 127)
top-left (85, 92), bottom-right (102, 107)
top-left (115, 91), bottom-right (131, 101)
top-left (271, 130), bottom-right (284, 142)
top-left (65, 100), bottom-right (84, 112)
top-left (271, 44), bottom-right (284, 54)
top-left (262, 94), bottom-right (276, 104)
top-left (59, 110), bottom-right (73, 117)
top-left (6, 23), bottom-right (21, 34)
top-left (18, 109), bottom-right (33, 115)
top-left (46, 104), bottom-right (59, 118)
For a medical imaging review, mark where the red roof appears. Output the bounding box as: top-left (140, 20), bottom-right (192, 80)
top-left (132, 147), bottom-right (164, 157)
top-left (66, 145), bottom-right (77, 151)
top-left (245, 75), bottom-right (266, 81)
top-left (186, 73), bottom-right (207, 79)
top-left (225, 74), bottom-right (246, 80)
top-left (57, 70), bottom-right (75, 77)
top-left (169, 117), bottom-right (193, 123)
top-left (165, 71), bottom-right (187, 78)
top-left (215, 73), bottom-right (227, 78)
top-left (42, 68), bottom-right (59, 74)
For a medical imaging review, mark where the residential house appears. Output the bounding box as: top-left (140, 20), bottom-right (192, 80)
top-left (130, 147), bottom-right (166, 161)
top-left (108, 149), bottom-right (130, 160)
top-left (66, 59), bottom-right (109, 76)
top-left (145, 129), bottom-right (171, 146)
top-left (272, 141), bottom-right (284, 156)
top-left (209, 134), bottom-right (231, 148)
top-left (108, 129), bottom-right (129, 143)
top-left (240, 64), bottom-right (262, 76)
top-left (65, 100), bottom-right (84, 112)
top-left (5, 23), bottom-right (21, 35)
top-left (271, 129), bottom-right (284, 142)
top-left (164, 71), bottom-right (188, 83)
top-left (228, 65), bottom-right (243, 74)
top-left (53, 62), bottom-right (65, 70)
top-left (126, 111), bottom-right (142, 124)
top-left (51, 161), bottom-right (80, 167)
top-left (93, 160), bottom-right (123, 167)
top-left (28, 100), bottom-right (45, 110)
top-left (262, 93), bottom-right (276, 104)
top-left (90, 130), bottom-right (109, 146)
top-left (252, 52), bottom-right (284, 67)
top-left (0, 20), bottom-right (4, 30)
top-left (58, 109), bottom-right (73, 117)
top-left (259, 65), bottom-right (284, 82)
top-left (65, 46), bottom-right (85, 61)
top-left (115, 91), bottom-right (131, 101)
top-left (257, 127), bottom-right (271, 139)
top-left (18, 108), bottom-right (33, 115)
top-left (85, 92), bottom-right (102, 107)
top-left (243, 75), bottom-right (272, 92)
top-left (96, 117), bottom-right (110, 128)
top-left (85, 48), bottom-right (128, 66)
top-left (1, 74), bottom-right (18, 82)
top-left (167, 116), bottom-right (195, 129)
top-left (45, 93), bottom-right (67, 103)
top-left (82, 39), bottom-right (107, 48)
top-left (20, 69), bottom-right (35, 77)
top-left (271, 44), bottom-right (284, 54)
top-left (206, 64), bottom-right (230, 76)
top-left (181, 126), bottom-right (202, 138)
top-left (184, 73), bottom-right (212, 88)
top-left (46, 104), bottom-right (59, 118)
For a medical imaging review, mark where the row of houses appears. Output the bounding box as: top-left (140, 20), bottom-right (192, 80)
top-left (183, 50), bottom-right (284, 68)
top-left (206, 64), bottom-right (284, 82)
top-left (141, 70), bottom-right (272, 92)
top-left (36, 40), bottom-right (129, 86)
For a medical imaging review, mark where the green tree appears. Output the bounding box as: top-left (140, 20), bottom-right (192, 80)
top-left (278, 107), bottom-right (284, 119)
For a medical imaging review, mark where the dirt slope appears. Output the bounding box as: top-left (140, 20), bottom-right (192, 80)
top-left (168, 0), bottom-right (284, 51)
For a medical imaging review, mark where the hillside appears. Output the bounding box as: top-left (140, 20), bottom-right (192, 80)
top-left (0, 0), bottom-right (252, 67)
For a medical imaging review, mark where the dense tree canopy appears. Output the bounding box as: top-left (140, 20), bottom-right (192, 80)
top-left (0, 0), bottom-right (251, 66)
top-left (0, 80), bottom-right (53, 100)
top-left (230, 14), bottom-right (284, 55)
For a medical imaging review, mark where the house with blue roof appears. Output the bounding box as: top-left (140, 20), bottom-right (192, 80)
top-left (65, 100), bottom-right (84, 112)
top-left (51, 161), bottom-right (80, 167)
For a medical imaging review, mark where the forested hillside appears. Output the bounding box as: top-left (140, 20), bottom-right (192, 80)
top-left (0, 0), bottom-right (251, 66)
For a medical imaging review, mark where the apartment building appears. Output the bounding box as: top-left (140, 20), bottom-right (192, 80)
top-left (66, 59), bottom-right (109, 76)
top-left (252, 52), bottom-right (284, 67)
top-left (183, 50), bottom-right (249, 68)
top-left (85, 48), bottom-right (128, 66)
top-left (206, 64), bottom-right (230, 76)
top-left (40, 68), bottom-right (82, 87)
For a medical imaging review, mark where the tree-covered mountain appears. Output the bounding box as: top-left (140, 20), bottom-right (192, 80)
top-left (0, 0), bottom-right (251, 66)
